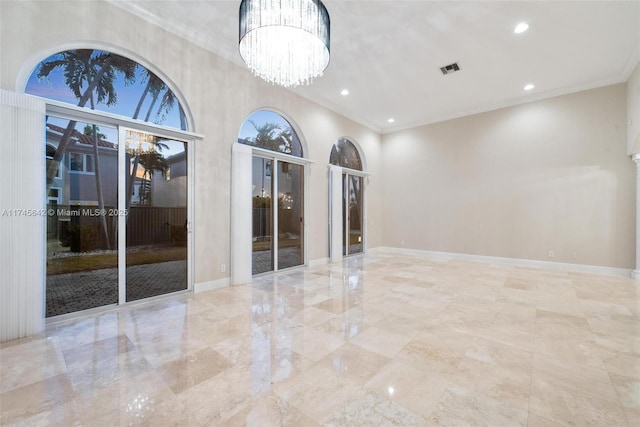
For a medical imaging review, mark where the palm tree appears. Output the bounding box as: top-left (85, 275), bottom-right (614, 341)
top-left (137, 147), bottom-right (169, 205)
top-left (39, 49), bottom-right (136, 190)
top-left (249, 120), bottom-right (283, 152)
top-left (126, 135), bottom-right (169, 207)
top-left (132, 70), bottom-right (165, 121)
top-left (127, 69), bottom-right (165, 208)
top-left (132, 68), bottom-right (184, 127)
top-left (155, 89), bottom-right (176, 124)
top-left (276, 129), bottom-right (293, 154)
top-left (126, 69), bottom-right (186, 207)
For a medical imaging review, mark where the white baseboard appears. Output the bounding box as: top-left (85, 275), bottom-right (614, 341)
top-left (194, 278), bottom-right (230, 293)
top-left (373, 247), bottom-right (634, 278)
top-left (632, 270), bottom-right (640, 280)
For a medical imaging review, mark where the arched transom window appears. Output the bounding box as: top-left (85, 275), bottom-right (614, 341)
top-left (238, 110), bottom-right (303, 157)
top-left (25, 49), bottom-right (187, 130)
top-left (330, 137), bottom-right (362, 171)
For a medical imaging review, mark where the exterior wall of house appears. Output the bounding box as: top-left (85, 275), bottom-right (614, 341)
top-left (67, 146), bottom-right (119, 206)
top-left (0, 1), bottom-right (384, 288)
top-left (381, 84), bottom-right (635, 269)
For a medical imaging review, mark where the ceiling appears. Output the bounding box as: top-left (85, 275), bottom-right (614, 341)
top-left (111, 0), bottom-right (640, 133)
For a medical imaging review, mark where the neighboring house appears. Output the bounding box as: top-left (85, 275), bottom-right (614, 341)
top-left (46, 123), bottom-right (118, 207)
top-left (47, 123), bottom-right (187, 208)
top-left (145, 150), bottom-right (187, 208)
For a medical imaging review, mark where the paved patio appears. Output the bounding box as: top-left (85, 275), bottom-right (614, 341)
top-left (46, 260), bottom-right (187, 317)
top-left (253, 247), bottom-right (302, 274)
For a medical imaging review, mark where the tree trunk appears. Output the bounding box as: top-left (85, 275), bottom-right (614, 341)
top-left (144, 91), bottom-right (160, 122)
top-left (46, 120), bottom-right (77, 189)
top-left (89, 96), bottom-right (111, 250)
top-left (132, 80), bottom-right (150, 120)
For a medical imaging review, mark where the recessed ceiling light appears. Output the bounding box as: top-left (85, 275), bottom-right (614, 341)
top-left (388, 118), bottom-right (395, 123)
top-left (514, 22), bottom-right (529, 34)
top-left (341, 89), bottom-right (349, 96)
top-left (524, 83), bottom-right (535, 91)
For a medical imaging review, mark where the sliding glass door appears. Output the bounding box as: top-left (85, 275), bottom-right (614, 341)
top-left (125, 130), bottom-right (188, 302)
top-left (329, 138), bottom-right (366, 259)
top-left (252, 157), bottom-right (273, 274)
top-left (45, 121), bottom-right (190, 317)
top-left (342, 173), bottom-right (364, 256)
top-left (252, 156), bottom-right (304, 274)
top-left (344, 174), bottom-right (364, 256)
top-left (278, 162), bottom-right (303, 269)
top-left (45, 116), bottom-right (119, 317)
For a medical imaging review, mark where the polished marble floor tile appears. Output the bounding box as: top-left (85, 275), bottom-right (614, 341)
top-left (1, 251), bottom-right (638, 426)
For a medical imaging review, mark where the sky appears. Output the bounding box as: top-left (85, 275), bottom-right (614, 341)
top-left (28, 50), bottom-right (300, 157)
top-left (238, 110), bottom-right (296, 141)
top-left (25, 50), bottom-right (184, 130)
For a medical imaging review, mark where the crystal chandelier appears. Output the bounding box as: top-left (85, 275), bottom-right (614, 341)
top-left (239, 0), bottom-right (330, 87)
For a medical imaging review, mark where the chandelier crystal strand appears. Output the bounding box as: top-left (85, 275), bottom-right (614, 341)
top-left (239, 0), bottom-right (330, 87)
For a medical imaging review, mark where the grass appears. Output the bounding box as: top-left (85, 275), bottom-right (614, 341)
top-left (47, 246), bottom-right (186, 276)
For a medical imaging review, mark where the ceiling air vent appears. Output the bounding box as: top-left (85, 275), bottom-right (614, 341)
top-left (440, 62), bottom-right (460, 75)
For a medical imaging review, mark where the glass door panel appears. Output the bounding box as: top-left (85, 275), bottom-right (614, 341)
top-left (45, 117), bottom-right (119, 317)
top-left (125, 130), bottom-right (188, 301)
top-left (252, 157), bottom-right (273, 274)
top-left (342, 174), bottom-right (347, 256)
top-left (277, 162), bottom-right (303, 269)
top-left (347, 175), bottom-right (364, 255)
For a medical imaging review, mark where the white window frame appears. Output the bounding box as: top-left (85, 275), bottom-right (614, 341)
top-left (47, 186), bottom-right (62, 204)
top-left (68, 152), bottom-right (95, 175)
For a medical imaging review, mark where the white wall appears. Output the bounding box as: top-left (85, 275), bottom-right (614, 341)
top-left (382, 84), bottom-right (634, 269)
top-left (628, 63), bottom-right (640, 154)
top-left (0, 1), bottom-right (383, 290)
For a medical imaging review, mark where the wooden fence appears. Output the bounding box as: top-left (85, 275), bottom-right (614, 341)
top-left (47, 204), bottom-right (187, 251)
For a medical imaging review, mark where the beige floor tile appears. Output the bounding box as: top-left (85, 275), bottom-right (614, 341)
top-left (532, 354), bottom-right (618, 403)
top-left (622, 406), bottom-right (640, 426)
top-left (325, 390), bottom-right (426, 426)
top-left (75, 370), bottom-right (186, 426)
top-left (0, 374), bottom-right (75, 425)
top-left (6, 399), bottom-right (83, 427)
top-left (0, 337), bottom-right (66, 394)
top-left (529, 375), bottom-right (628, 426)
top-left (363, 359), bottom-right (450, 418)
top-left (274, 364), bottom-right (361, 423)
top-left (225, 392), bottom-right (320, 427)
top-left (526, 413), bottom-right (565, 426)
top-left (349, 325), bottom-right (413, 358)
top-left (446, 358), bottom-right (531, 410)
top-left (610, 373), bottom-right (640, 408)
top-left (426, 383), bottom-right (528, 426)
top-left (315, 342), bottom-right (391, 385)
top-left (1, 251), bottom-right (636, 426)
top-left (288, 327), bottom-right (345, 362)
top-left (156, 347), bottom-right (232, 394)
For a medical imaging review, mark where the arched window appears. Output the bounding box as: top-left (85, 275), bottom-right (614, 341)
top-left (25, 49), bottom-right (187, 130)
top-left (238, 110), bottom-right (303, 157)
top-left (25, 48), bottom-right (194, 318)
top-left (329, 137), bottom-right (362, 171)
top-left (233, 110), bottom-right (306, 277)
